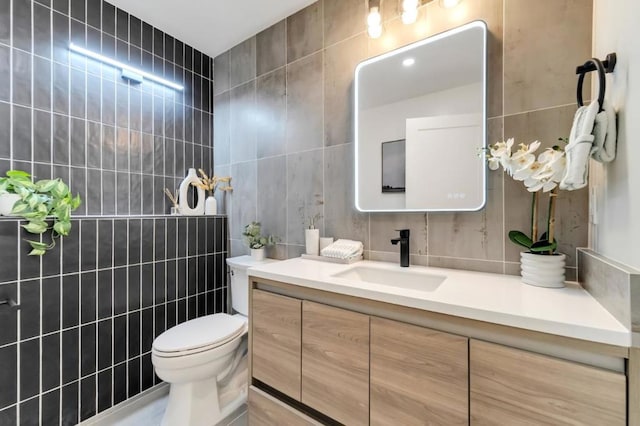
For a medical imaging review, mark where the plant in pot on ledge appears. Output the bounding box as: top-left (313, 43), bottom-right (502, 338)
top-left (0, 170), bottom-right (82, 255)
top-left (242, 222), bottom-right (278, 261)
top-left (486, 138), bottom-right (568, 288)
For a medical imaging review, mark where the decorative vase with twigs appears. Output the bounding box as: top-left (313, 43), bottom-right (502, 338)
top-left (164, 188), bottom-right (180, 215)
top-left (196, 169), bottom-right (233, 215)
top-left (486, 137), bottom-right (569, 288)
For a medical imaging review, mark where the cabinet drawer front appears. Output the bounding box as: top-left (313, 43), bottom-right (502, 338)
top-left (252, 289), bottom-right (302, 400)
top-left (370, 317), bottom-right (468, 426)
top-left (470, 340), bottom-right (626, 426)
top-left (249, 386), bottom-right (321, 426)
top-left (302, 301), bottom-right (370, 426)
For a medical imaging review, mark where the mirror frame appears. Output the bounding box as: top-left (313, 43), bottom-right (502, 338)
top-left (354, 20), bottom-right (488, 213)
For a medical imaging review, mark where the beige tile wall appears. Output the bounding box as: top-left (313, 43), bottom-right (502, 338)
top-left (213, 0), bottom-right (593, 277)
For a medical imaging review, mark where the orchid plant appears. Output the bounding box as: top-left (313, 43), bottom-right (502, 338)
top-left (486, 138), bottom-right (567, 255)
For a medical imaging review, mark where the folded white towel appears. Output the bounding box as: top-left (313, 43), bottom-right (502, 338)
top-left (591, 99), bottom-right (617, 163)
top-left (560, 101), bottom-right (599, 191)
top-left (321, 239), bottom-right (364, 259)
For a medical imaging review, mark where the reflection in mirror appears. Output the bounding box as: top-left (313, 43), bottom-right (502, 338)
top-left (381, 140), bottom-right (406, 193)
top-left (355, 20), bottom-right (487, 212)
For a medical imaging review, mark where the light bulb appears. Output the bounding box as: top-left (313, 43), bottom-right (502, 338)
top-left (367, 7), bottom-right (381, 26)
top-left (439, 0), bottom-right (461, 9)
top-left (367, 6), bottom-right (383, 38)
top-left (401, 0), bottom-right (419, 24)
top-left (402, 58), bottom-right (415, 67)
top-left (402, 0), bottom-right (419, 9)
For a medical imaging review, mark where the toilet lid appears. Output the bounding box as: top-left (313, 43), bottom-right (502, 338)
top-left (153, 313), bottom-right (246, 354)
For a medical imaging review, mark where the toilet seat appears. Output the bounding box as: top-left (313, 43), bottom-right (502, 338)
top-left (153, 313), bottom-right (247, 358)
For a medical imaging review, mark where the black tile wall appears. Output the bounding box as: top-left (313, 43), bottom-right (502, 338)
top-left (0, 0), bottom-right (225, 424)
top-left (0, 216), bottom-right (227, 424)
top-left (1, 0), bottom-right (215, 216)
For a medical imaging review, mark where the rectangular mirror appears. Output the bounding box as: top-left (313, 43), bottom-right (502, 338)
top-left (355, 21), bottom-right (487, 212)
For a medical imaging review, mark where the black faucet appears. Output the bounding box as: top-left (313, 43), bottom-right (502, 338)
top-left (390, 229), bottom-right (410, 267)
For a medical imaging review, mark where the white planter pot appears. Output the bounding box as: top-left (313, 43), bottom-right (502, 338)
top-left (0, 193), bottom-right (20, 216)
top-left (251, 248), bottom-right (265, 261)
top-left (520, 252), bottom-right (566, 288)
top-left (204, 196), bottom-right (217, 215)
top-left (305, 229), bottom-right (320, 255)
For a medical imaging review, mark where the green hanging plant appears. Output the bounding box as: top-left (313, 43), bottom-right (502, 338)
top-left (0, 170), bottom-right (82, 256)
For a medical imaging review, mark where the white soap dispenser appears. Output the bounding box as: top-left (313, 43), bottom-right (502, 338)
top-left (178, 168), bottom-right (205, 215)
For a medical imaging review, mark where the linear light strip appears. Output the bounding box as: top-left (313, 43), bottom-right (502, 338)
top-left (69, 43), bottom-right (185, 91)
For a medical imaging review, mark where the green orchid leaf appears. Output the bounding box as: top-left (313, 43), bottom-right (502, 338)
top-left (508, 230), bottom-right (533, 249)
top-left (530, 239), bottom-right (558, 253)
top-left (29, 248), bottom-right (46, 256)
top-left (53, 221), bottom-right (71, 236)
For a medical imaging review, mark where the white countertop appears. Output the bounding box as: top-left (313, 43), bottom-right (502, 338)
top-left (248, 258), bottom-right (630, 347)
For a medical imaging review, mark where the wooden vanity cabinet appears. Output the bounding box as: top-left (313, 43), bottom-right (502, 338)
top-left (370, 317), bottom-right (469, 426)
top-left (470, 340), bottom-right (626, 425)
top-left (251, 289), bottom-right (302, 400)
top-left (301, 301), bottom-right (370, 426)
top-left (250, 282), bottom-right (630, 426)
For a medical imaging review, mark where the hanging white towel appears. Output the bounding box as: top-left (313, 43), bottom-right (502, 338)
top-left (560, 100), bottom-right (599, 191)
top-left (591, 99), bottom-right (617, 163)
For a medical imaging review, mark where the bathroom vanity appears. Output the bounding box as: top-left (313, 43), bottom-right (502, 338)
top-left (245, 258), bottom-right (633, 425)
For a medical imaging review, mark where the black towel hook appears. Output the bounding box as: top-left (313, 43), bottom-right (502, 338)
top-left (577, 58), bottom-right (606, 113)
top-left (576, 53), bottom-right (616, 114)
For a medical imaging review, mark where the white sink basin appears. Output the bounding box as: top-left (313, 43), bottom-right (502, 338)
top-left (331, 265), bottom-right (446, 292)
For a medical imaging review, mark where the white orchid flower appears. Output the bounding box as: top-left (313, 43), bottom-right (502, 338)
top-left (488, 157), bottom-right (500, 170)
top-left (514, 160), bottom-right (541, 181)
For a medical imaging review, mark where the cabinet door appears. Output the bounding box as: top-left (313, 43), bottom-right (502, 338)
top-left (470, 340), bottom-right (626, 425)
top-left (301, 301), bottom-right (370, 425)
top-left (248, 386), bottom-right (321, 426)
top-left (252, 289), bottom-right (302, 400)
top-left (370, 317), bottom-right (468, 425)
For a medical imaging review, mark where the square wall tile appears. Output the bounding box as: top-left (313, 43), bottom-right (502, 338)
top-left (504, 0), bottom-right (592, 114)
top-left (257, 20), bottom-right (286, 76)
top-left (287, 2), bottom-right (323, 63)
top-left (256, 67), bottom-right (286, 158)
top-left (286, 51), bottom-right (323, 153)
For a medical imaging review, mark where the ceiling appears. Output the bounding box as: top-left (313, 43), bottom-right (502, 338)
top-left (107, 0), bottom-right (315, 58)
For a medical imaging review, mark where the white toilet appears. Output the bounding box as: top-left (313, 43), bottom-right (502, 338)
top-left (152, 255), bottom-right (278, 426)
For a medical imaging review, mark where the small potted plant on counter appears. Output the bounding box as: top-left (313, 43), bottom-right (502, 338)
top-left (486, 138), bottom-right (569, 288)
top-left (242, 221), bottom-right (278, 261)
top-left (0, 170), bottom-right (82, 255)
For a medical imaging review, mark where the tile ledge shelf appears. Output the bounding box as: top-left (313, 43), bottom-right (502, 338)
top-left (0, 214), bottom-right (228, 221)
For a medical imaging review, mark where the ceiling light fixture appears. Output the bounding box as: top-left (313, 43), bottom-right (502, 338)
top-left (367, 1), bottom-right (383, 39)
top-left (439, 0), bottom-right (462, 9)
top-left (401, 0), bottom-right (419, 25)
top-left (69, 43), bottom-right (185, 91)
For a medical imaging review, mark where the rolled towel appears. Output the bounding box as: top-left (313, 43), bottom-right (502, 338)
top-left (321, 239), bottom-right (364, 259)
top-left (591, 99), bottom-right (617, 163)
top-left (560, 100), bottom-right (599, 191)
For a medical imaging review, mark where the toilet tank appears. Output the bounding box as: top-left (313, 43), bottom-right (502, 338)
top-left (226, 256), bottom-right (279, 316)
